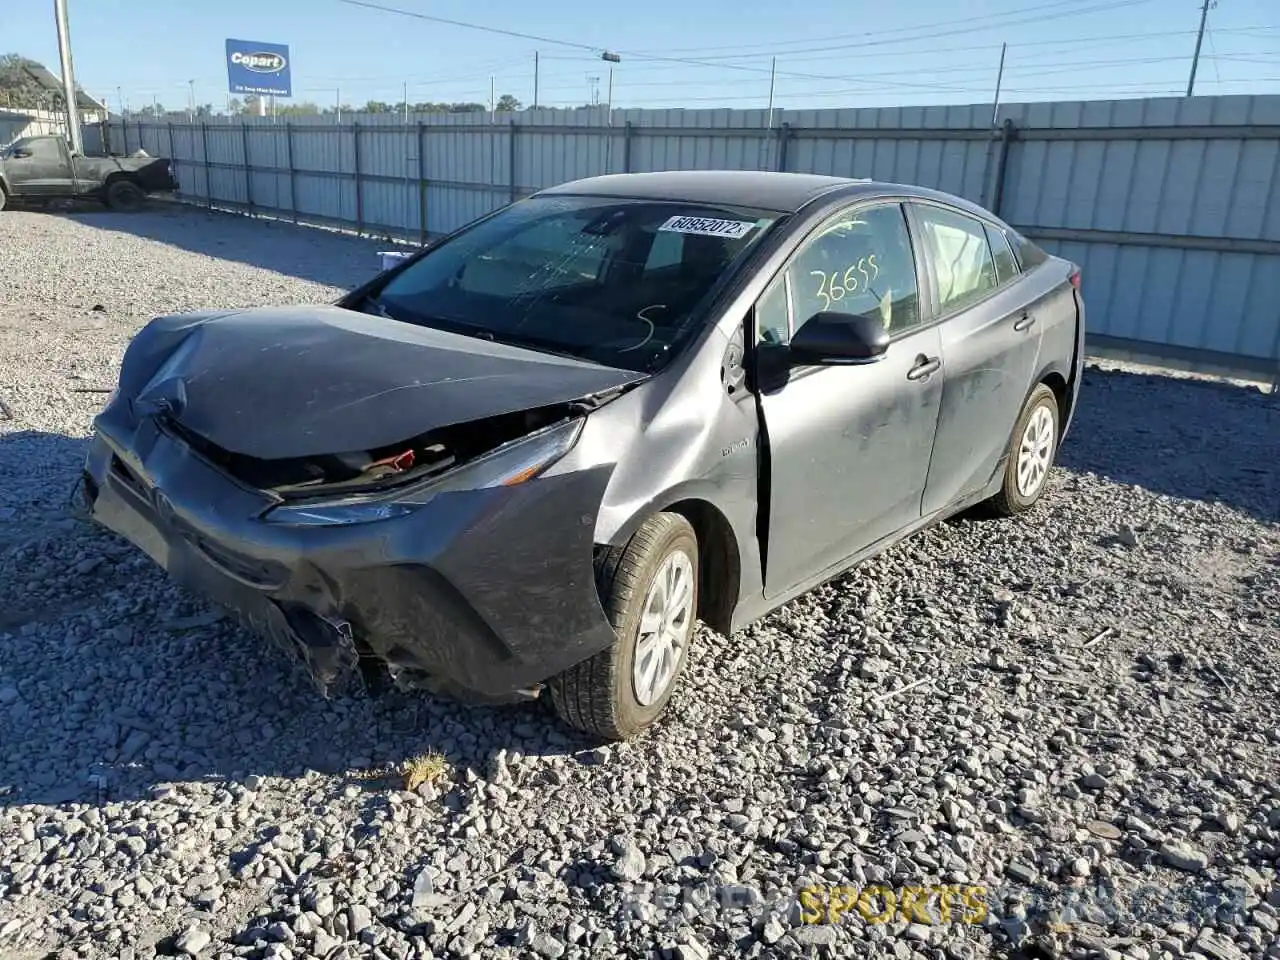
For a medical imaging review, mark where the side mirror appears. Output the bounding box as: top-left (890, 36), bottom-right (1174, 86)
top-left (789, 311), bottom-right (890, 365)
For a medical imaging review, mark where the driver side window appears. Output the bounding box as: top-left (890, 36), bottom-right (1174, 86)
top-left (4, 137), bottom-right (34, 158)
top-left (754, 202), bottom-right (921, 345)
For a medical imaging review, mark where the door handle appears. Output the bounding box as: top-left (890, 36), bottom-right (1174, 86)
top-left (906, 355), bottom-right (941, 381)
top-left (1013, 312), bottom-right (1037, 332)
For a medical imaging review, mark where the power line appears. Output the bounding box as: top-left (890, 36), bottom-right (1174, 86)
top-left (334, 0), bottom-right (1131, 62)
top-left (333, 0), bottom-right (1148, 90)
top-left (332, 0), bottom-right (948, 89)
top-left (671, 26), bottom-right (1274, 65)
top-left (335, 0), bottom-right (604, 53)
top-left (532, 52), bottom-right (1220, 93)
top-left (1205, 27), bottom-right (1223, 87)
top-left (535, 24), bottom-right (1279, 66)
top-left (625, 0), bottom-right (1141, 56)
top-left (627, 0), bottom-right (1157, 61)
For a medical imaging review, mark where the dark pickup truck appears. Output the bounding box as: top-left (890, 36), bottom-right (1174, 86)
top-left (0, 134), bottom-right (178, 211)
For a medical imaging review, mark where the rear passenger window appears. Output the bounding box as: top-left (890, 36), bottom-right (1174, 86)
top-left (985, 224), bottom-right (1020, 285)
top-left (1007, 229), bottom-right (1049, 270)
top-left (913, 205), bottom-right (997, 314)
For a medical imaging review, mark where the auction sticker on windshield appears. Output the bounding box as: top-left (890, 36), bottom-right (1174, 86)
top-left (659, 215), bottom-right (758, 239)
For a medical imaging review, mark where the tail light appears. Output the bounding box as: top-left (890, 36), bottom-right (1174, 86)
top-left (1069, 267), bottom-right (1082, 290)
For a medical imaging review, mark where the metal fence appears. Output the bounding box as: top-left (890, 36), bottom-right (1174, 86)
top-left (107, 96), bottom-right (1280, 383)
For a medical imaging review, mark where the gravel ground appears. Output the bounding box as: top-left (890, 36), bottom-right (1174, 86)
top-left (1, 206), bottom-right (1278, 960)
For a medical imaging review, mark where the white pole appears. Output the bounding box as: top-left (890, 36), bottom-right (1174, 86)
top-left (490, 75), bottom-right (495, 122)
top-left (188, 79), bottom-right (195, 122)
top-left (403, 80), bottom-right (409, 125)
top-left (256, 95), bottom-right (267, 117)
top-left (336, 87), bottom-right (341, 123)
top-left (54, 0), bottom-right (84, 154)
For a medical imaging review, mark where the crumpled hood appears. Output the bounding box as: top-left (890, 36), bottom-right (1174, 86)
top-left (120, 305), bottom-right (647, 459)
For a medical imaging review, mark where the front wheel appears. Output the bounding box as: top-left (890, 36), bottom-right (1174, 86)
top-left (548, 513), bottom-right (698, 740)
top-left (105, 180), bottom-right (145, 211)
top-left (987, 383), bottom-right (1060, 516)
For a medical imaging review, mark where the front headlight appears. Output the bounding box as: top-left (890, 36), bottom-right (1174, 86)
top-left (265, 417), bottom-right (585, 527)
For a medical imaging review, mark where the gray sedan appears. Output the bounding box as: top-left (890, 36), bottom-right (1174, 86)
top-left (83, 170), bottom-right (1084, 739)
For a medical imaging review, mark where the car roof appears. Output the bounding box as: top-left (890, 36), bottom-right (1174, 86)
top-left (533, 170), bottom-right (1010, 228)
top-left (536, 170), bottom-right (872, 213)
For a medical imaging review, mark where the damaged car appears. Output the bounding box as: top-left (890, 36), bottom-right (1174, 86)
top-left (83, 170), bottom-right (1085, 739)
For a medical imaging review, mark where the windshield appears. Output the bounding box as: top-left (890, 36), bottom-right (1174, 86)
top-left (366, 195), bottom-right (778, 372)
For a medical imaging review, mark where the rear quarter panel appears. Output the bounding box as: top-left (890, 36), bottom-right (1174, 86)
top-left (1031, 257), bottom-right (1081, 396)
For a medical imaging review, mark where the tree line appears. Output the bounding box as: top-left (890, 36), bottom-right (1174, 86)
top-left (220, 93), bottom-right (524, 116)
top-left (0, 53), bottom-right (75, 111)
top-left (3, 53), bottom-right (580, 120)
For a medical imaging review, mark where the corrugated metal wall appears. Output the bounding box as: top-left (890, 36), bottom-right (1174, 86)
top-left (109, 95), bottom-right (1280, 379)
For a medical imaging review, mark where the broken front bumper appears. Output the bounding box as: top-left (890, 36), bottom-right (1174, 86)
top-left (82, 418), bottom-right (619, 698)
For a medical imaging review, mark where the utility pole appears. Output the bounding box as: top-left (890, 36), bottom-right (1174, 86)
top-left (403, 80), bottom-right (409, 124)
top-left (1186, 0), bottom-right (1212, 96)
top-left (766, 56), bottom-right (776, 125)
top-left (991, 42), bottom-right (1008, 127)
top-left (533, 51), bottom-right (539, 109)
top-left (490, 75), bottom-right (495, 123)
top-left (336, 87), bottom-right (341, 123)
top-left (762, 56), bottom-right (777, 172)
top-left (54, 0), bottom-right (84, 154)
top-left (601, 51), bottom-right (620, 121)
top-left (187, 79), bottom-right (195, 121)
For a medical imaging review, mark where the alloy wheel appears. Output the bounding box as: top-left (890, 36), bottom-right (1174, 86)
top-left (632, 550), bottom-right (695, 707)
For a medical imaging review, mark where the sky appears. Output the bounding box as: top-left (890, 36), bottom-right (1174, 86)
top-left (3, 0), bottom-right (1277, 114)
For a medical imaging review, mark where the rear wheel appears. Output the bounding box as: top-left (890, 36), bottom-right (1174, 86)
top-left (0, 188), bottom-right (7, 212)
top-left (548, 512), bottom-right (698, 740)
top-left (105, 179), bottom-right (145, 211)
top-left (987, 383), bottom-right (1060, 516)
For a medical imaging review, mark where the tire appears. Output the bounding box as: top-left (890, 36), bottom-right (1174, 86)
top-left (104, 179), bottom-right (145, 211)
top-left (0, 188), bottom-right (7, 212)
top-left (548, 512), bottom-right (699, 740)
top-left (987, 383), bottom-right (1060, 516)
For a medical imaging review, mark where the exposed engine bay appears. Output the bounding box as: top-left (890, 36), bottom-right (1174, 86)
top-left (163, 403), bottom-right (583, 500)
